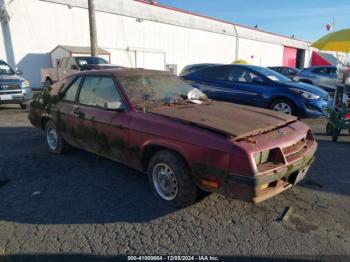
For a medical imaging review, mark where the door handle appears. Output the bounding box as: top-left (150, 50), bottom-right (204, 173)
top-left (73, 106), bottom-right (80, 115)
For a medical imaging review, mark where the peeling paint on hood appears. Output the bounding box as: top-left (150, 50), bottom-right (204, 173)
top-left (149, 101), bottom-right (297, 140)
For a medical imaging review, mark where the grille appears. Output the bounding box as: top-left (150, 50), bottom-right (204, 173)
top-left (0, 84), bottom-right (20, 91)
top-left (0, 90), bottom-right (22, 95)
top-left (282, 139), bottom-right (308, 163)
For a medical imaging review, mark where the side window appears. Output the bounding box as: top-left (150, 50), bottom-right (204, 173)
top-left (287, 68), bottom-right (294, 75)
top-left (60, 58), bottom-right (68, 69)
top-left (202, 66), bottom-right (229, 81)
top-left (78, 76), bottom-right (122, 109)
top-left (328, 68), bottom-right (337, 76)
top-left (313, 67), bottom-right (328, 75)
top-left (228, 67), bottom-right (258, 83)
top-left (66, 58), bottom-right (77, 70)
top-left (62, 76), bottom-right (82, 102)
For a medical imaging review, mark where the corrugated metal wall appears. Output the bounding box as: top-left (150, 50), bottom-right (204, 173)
top-left (0, 0), bottom-right (313, 87)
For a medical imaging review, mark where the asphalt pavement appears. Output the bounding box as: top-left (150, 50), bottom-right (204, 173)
top-left (0, 105), bottom-right (349, 262)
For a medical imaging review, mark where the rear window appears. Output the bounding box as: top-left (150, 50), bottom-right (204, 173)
top-left (76, 57), bottom-right (108, 66)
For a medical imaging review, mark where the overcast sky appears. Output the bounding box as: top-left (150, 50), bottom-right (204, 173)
top-left (158, 0), bottom-right (349, 41)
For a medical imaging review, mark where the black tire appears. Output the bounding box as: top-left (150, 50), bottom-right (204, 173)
top-left (20, 103), bottom-right (27, 110)
top-left (147, 150), bottom-right (197, 208)
top-left (45, 120), bottom-right (69, 154)
top-left (332, 128), bottom-right (340, 142)
top-left (270, 99), bottom-right (296, 116)
top-left (326, 123), bottom-right (333, 136)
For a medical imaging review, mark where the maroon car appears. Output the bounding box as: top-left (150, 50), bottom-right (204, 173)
top-left (29, 68), bottom-right (317, 207)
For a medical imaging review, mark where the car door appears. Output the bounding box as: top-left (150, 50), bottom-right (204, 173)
top-left (58, 58), bottom-right (68, 80)
top-left (73, 75), bottom-right (131, 163)
top-left (189, 66), bottom-right (242, 103)
top-left (327, 67), bottom-right (339, 87)
top-left (225, 66), bottom-right (265, 106)
top-left (312, 67), bottom-right (335, 89)
top-left (66, 57), bottom-right (80, 76)
top-left (55, 75), bottom-right (84, 148)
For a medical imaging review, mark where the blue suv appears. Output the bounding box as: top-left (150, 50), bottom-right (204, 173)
top-left (180, 64), bottom-right (330, 118)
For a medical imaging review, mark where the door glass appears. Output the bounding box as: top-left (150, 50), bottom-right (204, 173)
top-left (229, 68), bottom-right (258, 83)
top-left (313, 67), bottom-right (328, 75)
top-left (63, 76), bottom-right (82, 102)
top-left (202, 66), bottom-right (229, 81)
top-left (60, 58), bottom-right (68, 69)
top-left (328, 68), bottom-right (337, 76)
top-left (78, 76), bottom-right (122, 109)
top-left (66, 58), bottom-right (77, 70)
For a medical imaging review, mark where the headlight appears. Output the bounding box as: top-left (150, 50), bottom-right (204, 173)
top-left (21, 80), bottom-right (30, 88)
top-left (254, 150), bottom-right (271, 165)
top-left (290, 88), bottom-right (320, 100)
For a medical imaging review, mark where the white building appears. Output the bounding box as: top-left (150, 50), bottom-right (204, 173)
top-left (1, 0), bottom-right (315, 88)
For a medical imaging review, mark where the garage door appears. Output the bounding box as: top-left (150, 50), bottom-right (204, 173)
top-left (283, 46), bottom-right (297, 67)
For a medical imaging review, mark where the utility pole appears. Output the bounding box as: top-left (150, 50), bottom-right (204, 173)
top-left (88, 0), bottom-right (98, 56)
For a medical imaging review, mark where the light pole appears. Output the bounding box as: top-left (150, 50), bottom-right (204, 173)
top-left (88, 0), bottom-right (98, 56)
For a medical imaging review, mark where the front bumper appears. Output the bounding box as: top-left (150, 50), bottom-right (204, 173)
top-left (0, 90), bottom-right (33, 104)
top-left (220, 141), bottom-right (317, 203)
top-left (299, 98), bottom-right (331, 118)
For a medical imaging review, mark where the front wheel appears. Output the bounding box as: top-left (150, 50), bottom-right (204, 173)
top-left (45, 120), bottom-right (69, 154)
top-left (270, 99), bottom-right (295, 115)
top-left (147, 150), bottom-right (197, 208)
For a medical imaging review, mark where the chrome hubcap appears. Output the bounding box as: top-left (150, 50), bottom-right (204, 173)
top-left (47, 127), bottom-right (58, 150)
top-left (273, 103), bottom-right (292, 115)
top-left (152, 163), bottom-right (178, 201)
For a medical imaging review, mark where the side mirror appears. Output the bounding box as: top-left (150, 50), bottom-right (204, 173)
top-left (252, 77), bottom-right (264, 84)
top-left (16, 70), bottom-right (23, 75)
top-left (71, 65), bottom-right (79, 70)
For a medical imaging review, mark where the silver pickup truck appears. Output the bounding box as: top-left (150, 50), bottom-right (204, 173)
top-left (0, 59), bottom-right (32, 109)
top-left (41, 56), bottom-right (109, 87)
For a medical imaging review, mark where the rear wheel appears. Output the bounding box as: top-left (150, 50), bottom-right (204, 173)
top-left (147, 150), bottom-right (197, 208)
top-left (45, 120), bottom-right (69, 154)
top-left (270, 99), bottom-right (296, 115)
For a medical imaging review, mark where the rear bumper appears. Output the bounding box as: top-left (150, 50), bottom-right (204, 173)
top-left (222, 142), bottom-right (317, 203)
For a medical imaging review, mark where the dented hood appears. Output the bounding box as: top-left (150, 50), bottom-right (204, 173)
top-left (149, 102), bottom-right (297, 140)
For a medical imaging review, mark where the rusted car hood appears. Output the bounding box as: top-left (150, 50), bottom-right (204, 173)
top-left (148, 102), bottom-right (297, 140)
